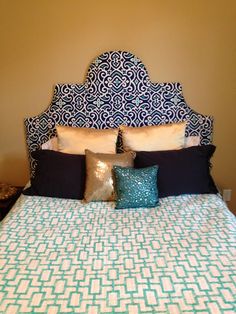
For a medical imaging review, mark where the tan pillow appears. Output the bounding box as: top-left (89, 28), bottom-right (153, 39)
top-left (56, 125), bottom-right (119, 154)
top-left (120, 122), bottom-right (187, 151)
top-left (84, 150), bottom-right (135, 202)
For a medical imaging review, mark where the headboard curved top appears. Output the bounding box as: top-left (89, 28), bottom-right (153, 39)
top-left (25, 50), bottom-right (213, 174)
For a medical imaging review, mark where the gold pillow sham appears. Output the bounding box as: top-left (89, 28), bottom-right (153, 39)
top-left (120, 122), bottom-right (187, 152)
top-left (84, 150), bottom-right (135, 202)
top-left (56, 125), bottom-right (119, 154)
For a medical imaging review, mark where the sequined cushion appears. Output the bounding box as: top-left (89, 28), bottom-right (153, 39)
top-left (83, 150), bottom-right (135, 202)
top-left (113, 165), bottom-right (159, 209)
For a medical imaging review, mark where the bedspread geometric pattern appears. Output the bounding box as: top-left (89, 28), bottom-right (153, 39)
top-left (0, 194), bottom-right (235, 313)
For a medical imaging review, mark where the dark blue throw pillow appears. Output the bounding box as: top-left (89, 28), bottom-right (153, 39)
top-left (23, 150), bottom-right (86, 199)
top-left (113, 165), bottom-right (159, 209)
top-left (134, 145), bottom-right (218, 198)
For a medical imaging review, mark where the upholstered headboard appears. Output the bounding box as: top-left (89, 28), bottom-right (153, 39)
top-left (25, 51), bottom-right (213, 175)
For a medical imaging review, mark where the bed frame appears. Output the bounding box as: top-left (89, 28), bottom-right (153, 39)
top-left (24, 51), bottom-right (213, 175)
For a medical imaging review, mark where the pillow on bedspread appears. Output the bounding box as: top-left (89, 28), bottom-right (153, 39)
top-left (184, 135), bottom-right (200, 147)
top-left (56, 125), bottom-right (118, 154)
top-left (134, 145), bottom-right (218, 198)
top-left (41, 136), bottom-right (58, 150)
top-left (40, 129), bottom-right (199, 152)
top-left (113, 165), bottom-right (159, 209)
top-left (23, 150), bottom-right (85, 199)
top-left (120, 122), bottom-right (186, 152)
top-left (83, 150), bottom-right (135, 202)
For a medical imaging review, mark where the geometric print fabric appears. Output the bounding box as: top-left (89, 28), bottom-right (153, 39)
top-left (0, 194), bottom-right (235, 313)
top-left (24, 51), bottom-right (214, 176)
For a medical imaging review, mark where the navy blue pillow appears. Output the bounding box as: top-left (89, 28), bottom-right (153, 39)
top-left (23, 150), bottom-right (86, 199)
top-left (134, 145), bottom-right (218, 198)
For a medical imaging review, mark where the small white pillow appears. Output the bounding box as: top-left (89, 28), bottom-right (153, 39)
top-left (120, 122), bottom-right (187, 152)
top-left (56, 125), bottom-right (119, 154)
top-left (184, 136), bottom-right (200, 147)
top-left (41, 137), bottom-right (58, 151)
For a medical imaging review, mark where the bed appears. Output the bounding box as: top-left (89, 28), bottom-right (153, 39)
top-left (0, 51), bottom-right (235, 314)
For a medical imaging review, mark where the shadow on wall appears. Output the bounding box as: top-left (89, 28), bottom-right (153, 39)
top-left (0, 154), bottom-right (29, 187)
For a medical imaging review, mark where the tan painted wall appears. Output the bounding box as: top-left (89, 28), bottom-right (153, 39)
top-left (1, 0), bottom-right (235, 211)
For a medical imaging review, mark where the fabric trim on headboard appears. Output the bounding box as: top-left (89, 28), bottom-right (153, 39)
top-left (24, 51), bottom-right (213, 175)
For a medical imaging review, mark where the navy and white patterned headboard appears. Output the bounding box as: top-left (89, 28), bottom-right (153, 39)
top-left (25, 51), bottom-right (213, 174)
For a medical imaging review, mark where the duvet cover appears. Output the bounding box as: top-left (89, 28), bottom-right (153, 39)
top-left (0, 194), bottom-right (235, 313)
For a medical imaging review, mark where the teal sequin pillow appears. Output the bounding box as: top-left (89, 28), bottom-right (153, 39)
top-left (113, 165), bottom-right (159, 209)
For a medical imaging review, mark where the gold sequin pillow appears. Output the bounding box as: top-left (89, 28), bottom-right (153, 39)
top-left (84, 150), bottom-right (135, 202)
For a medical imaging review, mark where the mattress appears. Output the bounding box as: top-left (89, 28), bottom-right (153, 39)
top-left (0, 194), bottom-right (235, 314)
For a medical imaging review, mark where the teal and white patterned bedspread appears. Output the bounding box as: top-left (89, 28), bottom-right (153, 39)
top-left (0, 194), bottom-right (235, 314)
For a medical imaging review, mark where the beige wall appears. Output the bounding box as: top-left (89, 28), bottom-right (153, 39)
top-left (1, 0), bottom-right (236, 210)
